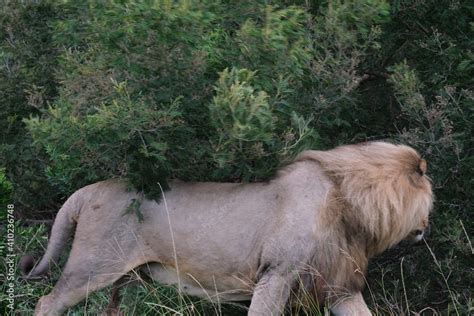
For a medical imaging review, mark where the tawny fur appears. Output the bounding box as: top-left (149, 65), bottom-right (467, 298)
top-left (23, 141), bottom-right (433, 316)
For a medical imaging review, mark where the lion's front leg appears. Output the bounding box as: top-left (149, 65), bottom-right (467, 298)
top-left (329, 292), bottom-right (371, 316)
top-left (248, 272), bottom-right (294, 316)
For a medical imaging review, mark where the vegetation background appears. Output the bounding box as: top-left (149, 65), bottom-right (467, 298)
top-left (0, 0), bottom-right (472, 315)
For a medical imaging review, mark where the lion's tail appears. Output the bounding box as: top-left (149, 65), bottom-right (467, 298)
top-left (21, 189), bottom-right (83, 279)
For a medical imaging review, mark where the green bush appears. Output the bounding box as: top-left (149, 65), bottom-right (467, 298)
top-left (208, 67), bottom-right (318, 180)
top-left (21, 0), bottom-right (388, 196)
top-left (27, 83), bottom-right (189, 197)
top-left (0, 2), bottom-right (62, 210)
top-left (0, 168), bottom-right (12, 208)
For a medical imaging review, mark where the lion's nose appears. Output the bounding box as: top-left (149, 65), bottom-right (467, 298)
top-left (413, 230), bottom-right (424, 242)
top-left (415, 224), bottom-right (431, 236)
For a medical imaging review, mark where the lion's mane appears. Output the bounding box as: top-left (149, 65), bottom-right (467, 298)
top-left (292, 142), bottom-right (433, 302)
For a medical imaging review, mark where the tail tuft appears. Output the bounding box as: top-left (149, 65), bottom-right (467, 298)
top-left (19, 254), bottom-right (35, 275)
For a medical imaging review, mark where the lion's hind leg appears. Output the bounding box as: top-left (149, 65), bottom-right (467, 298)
top-left (33, 239), bottom-right (148, 316)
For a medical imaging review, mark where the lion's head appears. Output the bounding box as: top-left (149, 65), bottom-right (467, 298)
top-left (296, 141), bottom-right (433, 256)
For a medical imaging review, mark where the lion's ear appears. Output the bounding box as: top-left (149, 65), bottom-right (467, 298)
top-left (418, 159), bottom-right (427, 175)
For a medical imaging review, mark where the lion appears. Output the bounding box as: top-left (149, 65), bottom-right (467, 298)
top-left (22, 141), bottom-right (433, 315)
